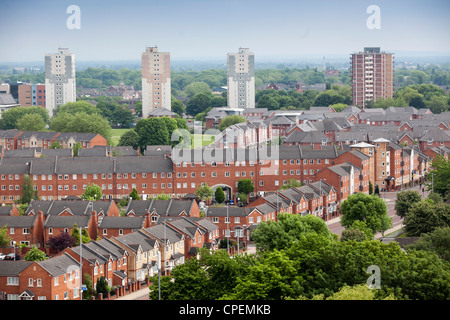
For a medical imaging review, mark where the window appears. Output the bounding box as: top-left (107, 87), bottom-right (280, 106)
top-left (7, 277), bottom-right (19, 286)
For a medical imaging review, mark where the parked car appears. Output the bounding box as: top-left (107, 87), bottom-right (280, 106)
top-left (4, 253), bottom-right (21, 260)
top-left (0, 253), bottom-right (6, 260)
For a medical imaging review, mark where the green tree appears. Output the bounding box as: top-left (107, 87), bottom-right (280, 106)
top-left (0, 225), bottom-right (12, 247)
top-left (407, 227), bottom-right (450, 262)
top-left (81, 183), bottom-right (103, 201)
top-left (252, 213), bottom-right (336, 252)
top-left (237, 179), bottom-right (254, 197)
top-left (171, 99), bottom-right (185, 117)
top-left (134, 117), bottom-right (170, 150)
top-left (0, 106), bottom-right (49, 130)
top-left (129, 187), bottom-right (141, 200)
top-left (395, 190), bottom-right (422, 218)
top-left (280, 179), bottom-right (302, 190)
top-left (16, 113), bottom-right (46, 131)
top-left (404, 199), bottom-right (450, 237)
top-left (56, 101), bottom-right (99, 116)
top-left (184, 81), bottom-right (210, 98)
top-left (214, 187), bottom-right (225, 204)
top-left (49, 112), bottom-right (112, 142)
top-left (218, 115), bottom-right (247, 131)
top-left (426, 155), bottom-right (450, 200)
top-left (340, 193), bottom-right (392, 235)
top-left (186, 92), bottom-right (211, 116)
top-left (195, 184), bottom-right (213, 202)
top-left (340, 220), bottom-right (374, 242)
top-left (72, 225), bottom-right (91, 246)
top-left (19, 174), bottom-right (39, 205)
top-left (24, 247), bottom-right (48, 261)
top-left (117, 129), bottom-right (140, 150)
top-left (50, 141), bottom-right (63, 149)
top-left (95, 276), bottom-right (110, 297)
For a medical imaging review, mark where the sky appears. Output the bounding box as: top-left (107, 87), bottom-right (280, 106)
top-left (0, 0), bottom-right (449, 62)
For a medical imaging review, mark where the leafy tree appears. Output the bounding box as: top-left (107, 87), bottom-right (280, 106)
top-left (0, 106), bottom-right (49, 130)
top-left (135, 117), bottom-right (170, 149)
top-left (404, 199), bottom-right (450, 236)
top-left (395, 190), bottom-right (422, 218)
top-left (252, 213), bottom-right (336, 252)
top-left (16, 113), bottom-right (46, 131)
top-left (0, 225), bottom-right (12, 247)
top-left (340, 193), bottom-right (392, 235)
top-left (47, 232), bottom-right (75, 252)
top-left (279, 179), bottom-right (302, 190)
top-left (171, 99), bottom-right (185, 117)
top-left (83, 273), bottom-right (94, 300)
top-left (407, 227), bottom-right (450, 262)
top-left (186, 92), bottom-right (211, 116)
top-left (24, 247), bottom-right (48, 261)
top-left (214, 187), bottom-right (225, 204)
top-left (156, 192), bottom-right (171, 200)
top-left (56, 101), bottom-right (99, 115)
top-left (184, 81), bottom-right (210, 98)
top-left (49, 112), bottom-right (112, 142)
top-left (129, 188), bottom-right (141, 200)
top-left (117, 129), bottom-right (139, 150)
top-left (72, 225), bottom-right (91, 246)
top-left (237, 179), bottom-right (254, 197)
top-left (95, 276), bottom-right (110, 296)
top-left (19, 174), bottom-right (39, 205)
top-left (218, 115), bottom-right (246, 131)
top-left (195, 184), bottom-right (213, 202)
top-left (81, 183), bottom-right (103, 201)
top-left (50, 141), bottom-right (63, 149)
top-left (340, 220), bottom-right (374, 242)
top-left (426, 155), bottom-right (450, 200)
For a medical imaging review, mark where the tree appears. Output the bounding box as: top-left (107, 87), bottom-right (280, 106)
top-left (340, 220), bottom-right (374, 242)
top-left (19, 174), bottom-right (39, 205)
top-left (407, 227), bottom-right (450, 262)
top-left (24, 247), bottom-right (48, 261)
top-left (395, 190), bottom-right (422, 218)
top-left (134, 117), bottom-right (170, 150)
top-left (172, 99), bottom-right (185, 117)
top-left (186, 92), bottom-right (211, 116)
top-left (81, 183), bottom-right (103, 201)
top-left (118, 129), bottom-right (139, 150)
top-left (129, 188), bottom-right (141, 200)
top-left (218, 115), bottom-right (247, 131)
top-left (49, 112), bottom-right (112, 142)
top-left (252, 213), bottom-right (336, 252)
top-left (50, 141), bottom-right (63, 149)
top-left (0, 106), bottom-right (49, 130)
top-left (95, 276), bottom-right (110, 296)
top-left (16, 113), bottom-right (46, 131)
top-left (47, 232), bottom-right (75, 252)
top-left (196, 184), bottom-right (213, 202)
top-left (340, 193), bottom-right (392, 235)
top-left (156, 192), bottom-right (171, 200)
top-left (368, 181), bottom-right (374, 195)
top-left (237, 179), bottom-right (254, 197)
top-left (0, 225), bottom-right (12, 247)
top-left (56, 101), bottom-right (99, 116)
top-left (280, 179), bottom-right (302, 190)
top-left (404, 199), bottom-right (450, 237)
top-left (426, 155), bottom-right (450, 200)
top-left (184, 81), bottom-right (210, 98)
top-left (214, 187), bottom-right (225, 204)
top-left (72, 225), bottom-right (91, 246)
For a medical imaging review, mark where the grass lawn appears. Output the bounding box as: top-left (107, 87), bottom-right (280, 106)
top-left (110, 128), bottom-right (130, 146)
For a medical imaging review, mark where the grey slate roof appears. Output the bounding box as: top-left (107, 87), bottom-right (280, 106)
top-left (44, 215), bottom-right (91, 228)
top-left (0, 260), bottom-right (33, 276)
top-left (0, 215), bottom-right (37, 228)
top-left (99, 216), bottom-right (145, 229)
top-left (37, 253), bottom-right (80, 277)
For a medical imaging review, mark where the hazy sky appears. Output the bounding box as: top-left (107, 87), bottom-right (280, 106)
top-left (1, 0), bottom-right (449, 62)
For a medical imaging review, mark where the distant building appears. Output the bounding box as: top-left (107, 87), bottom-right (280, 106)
top-left (350, 47), bottom-right (394, 109)
top-left (45, 47), bottom-right (76, 117)
top-left (227, 47), bottom-right (255, 109)
top-left (141, 46), bottom-right (171, 118)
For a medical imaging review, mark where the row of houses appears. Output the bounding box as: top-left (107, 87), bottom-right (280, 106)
top-left (0, 140), bottom-right (434, 207)
top-left (0, 129), bottom-right (107, 151)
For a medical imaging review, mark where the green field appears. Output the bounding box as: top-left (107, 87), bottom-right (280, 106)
top-left (110, 128), bottom-right (129, 146)
top-left (110, 129), bottom-right (216, 147)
